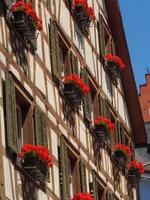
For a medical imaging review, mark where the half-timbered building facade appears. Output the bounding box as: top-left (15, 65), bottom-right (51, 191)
top-left (0, 0), bottom-right (147, 199)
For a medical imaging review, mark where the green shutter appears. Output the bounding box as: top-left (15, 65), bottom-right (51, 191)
top-left (70, 52), bottom-right (78, 74)
top-left (91, 171), bottom-right (99, 200)
top-left (49, 19), bottom-right (61, 81)
top-left (81, 68), bottom-right (92, 122)
top-left (106, 192), bottom-right (114, 200)
top-left (79, 161), bottom-right (87, 192)
top-left (46, 0), bottom-right (50, 9)
top-left (98, 14), bottom-right (105, 59)
top-left (34, 107), bottom-right (48, 147)
top-left (111, 40), bottom-right (116, 55)
top-left (99, 96), bottom-right (110, 118)
top-left (117, 122), bottom-right (125, 144)
top-left (58, 137), bottom-right (70, 200)
top-left (120, 123), bottom-right (125, 144)
top-left (5, 71), bottom-right (18, 154)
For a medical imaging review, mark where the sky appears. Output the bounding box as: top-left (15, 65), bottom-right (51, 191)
top-left (119, 1), bottom-right (150, 91)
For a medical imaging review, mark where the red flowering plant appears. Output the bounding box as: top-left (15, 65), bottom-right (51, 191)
top-left (114, 144), bottom-right (132, 157)
top-left (128, 160), bottom-right (144, 174)
top-left (71, 0), bottom-right (96, 24)
top-left (18, 144), bottom-right (53, 168)
top-left (10, 0), bottom-right (43, 31)
top-left (65, 73), bottom-right (90, 96)
top-left (113, 144), bottom-right (132, 166)
top-left (72, 192), bottom-right (93, 200)
top-left (105, 54), bottom-right (125, 70)
top-left (94, 116), bottom-right (115, 131)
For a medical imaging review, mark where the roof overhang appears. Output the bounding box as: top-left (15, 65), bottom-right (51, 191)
top-left (105, 0), bottom-right (147, 144)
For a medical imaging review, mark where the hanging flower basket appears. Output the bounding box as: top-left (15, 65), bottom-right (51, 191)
top-left (64, 74), bottom-right (90, 106)
top-left (127, 160), bottom-right (144, 182)
top-left (94, 116), bottom-right (115, 142)
top-left (72, 192), bottom-right (93, 200)
top-left (71, 0), bottom-right (96, 27)
top-left (105, 54), bottom-right (126, 79)
top-left (18, 144), bottom-right (53, 182)
top-left (10, 1), bottom-right (43, 41)
top-left (112, 144), bottom-right (132, 167)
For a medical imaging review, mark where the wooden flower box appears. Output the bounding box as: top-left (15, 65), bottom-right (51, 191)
top-left (112, 150), bottom-right (127, 167)
top-left (22, 157), bottom-right (49, 182)
top-left (107, 61), bottom-right (121, 78)
top-left (64, 82), bottom-right (83, 105)
top-left (127, 168), bottom-right (141, 183)
top-left (11, 11), bottom-right (37, 41)
top-left (94, 124), bottom-right (108, 142)
top-left (73, 6), bottom-right (92, 27)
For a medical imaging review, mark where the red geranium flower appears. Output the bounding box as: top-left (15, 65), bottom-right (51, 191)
top-left (10, 0), bottom-right (43, 31)
top-left (94, 116), bottom-right (115, 132)
top-left (72, 0), bottom-right (96, 21)
top-left (105, 54), bottom-right (126, 69)
top-left (65, 73), bottom-right (90, 95)
top-left (72, 192), bottom-right (93, 200)
top-left (114, 144), bottom-right (132, 157)
top-left (18, 144), bottom-right (53, 167)
top-left (128, 160), bottom-right (144, 174)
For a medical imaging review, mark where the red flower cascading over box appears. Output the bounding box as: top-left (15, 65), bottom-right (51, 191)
top-left (72, 192), bottom-right (93, 200)
top-left (10, 0), bottom-right (43, 41)
top-left (18, 144), bottom-right (53, 182)
top-left (94, 116), bottom-right (115, 142)
top-left (105, 54), bottom-right (126, 81)
top-left (127, 160), bottom-right (144, 182)
top-left (113, 144), bottom-right (132, 167)
top-left (71, 0), bottom-right (96, 27)
top-left (64, 73), bottom-right (90, 105)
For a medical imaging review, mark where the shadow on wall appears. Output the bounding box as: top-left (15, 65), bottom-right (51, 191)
top-left (9, 29), bottom-right (29, 76)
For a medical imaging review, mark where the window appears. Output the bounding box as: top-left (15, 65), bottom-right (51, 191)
top-left (68, 148), bottom-right (79, 196)
top-left (90, 171), bottom-right (105, 200)
top-left (4, 71), bottom-right (48, 159)
top-left (58, 137), bottom-right (87, 199)
top-left (90, 83), bottom-right (98, 121)
top-left (49, 19), bottom-right (79, 83)
top-left (16, 88), bottom-right (34, 151)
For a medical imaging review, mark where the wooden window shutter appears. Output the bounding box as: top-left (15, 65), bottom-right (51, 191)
top-left (98, 14), bottom-right (105, 59)
top-left (58, 137), bottom-right (70, 200)
top-left (81, 68), bottom-right (92, 122)
top-left (117, 122), bottom-right (125, 144)
top-left (120, 123), bottom-right (125, 144)
top-left (93, 94), bottom-right (99, 120)
top-left (46, 0), bottom-right (50, 9)
top-left (79, 161), bottom-right (87, 192)
top-left (90, 171), bottom-right (99, 200)
top-left (49, 19), bottom-right (61, 81)
top-left (106, 192), bottom-right (114, 200)
top-left (34, 107), bottom-right (48, 148)
top-left (5, 71), bottom-right (18, 154)
top-left (99, 96), bottom-right (109, 118)
top-left (70, 52), bottom-right (78, 74)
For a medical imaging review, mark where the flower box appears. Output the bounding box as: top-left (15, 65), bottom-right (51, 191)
top-left (72, 192), bottom-right (93, 200)
top-left (71, 0), bottom-right (96, 27)
top-left (127, 160), bottom-right (144, 182)
top-left (94, 116), bottom-right (115, 142)
top-left (64, 74), bottom-right (90, 106)
top-left (112, 144), bottom-right (132, 167)
top-left (22, 157), bottom-right (49, 182)
top-left (10, 1), bottom-right (42, 41)
top-left (105, 54), bottom-right (126, 79)
top-left (18, 144), bottom-right (53, 182)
